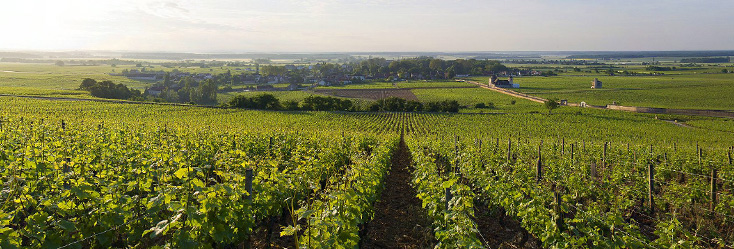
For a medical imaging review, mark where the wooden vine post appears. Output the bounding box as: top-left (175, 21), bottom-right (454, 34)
top-left (552, 184), bottom-right (564, 231)
top-left (590, 161), bottom-right (597, 180)
top-left (570, 143), bottom-right (575, 161)
top-left (507, 139), bottom-right (512, 164)
top-left (268, 137), bottom-right (273, 157)
top-left (445, 187), bottom-right (452, 210)
top-left (602, 142), bottom-right (607, 168)
top-left (246, 169), bottom-right (253, 202)
top-left (536, 144), bottom-right (542, 184)
top-left (648, 162), bottom-right (655, 214)
top-left (455, 136), bottom-right (459, 159)
top-left (245, 168), bottom-right (254, 249)
top-left (710, 169), bottom-right (717, 213)
top-left (699, 147), bottom-right (703, 166)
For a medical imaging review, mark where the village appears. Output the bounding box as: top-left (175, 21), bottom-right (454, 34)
top-left (112, 57), bottom-right (555, 100)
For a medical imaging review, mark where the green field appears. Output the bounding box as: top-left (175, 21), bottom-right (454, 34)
top-left (0, 62), bottom-right (258, 96)
top-left (2, 95), bottom-right (733, 248)
top-left (316, 80), bottom-right (471, 89)
top-left (2, 59), bottom-right (734, 248)
top-left (411, 87), bottom-right (543, 113)
top-left (470, 72), bottom-right (734, 110)
top-left (0, 63), bottom-right (150, 92)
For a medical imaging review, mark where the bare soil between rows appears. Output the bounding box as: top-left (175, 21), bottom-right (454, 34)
top-left (360, 137), bottom-right (434, 248)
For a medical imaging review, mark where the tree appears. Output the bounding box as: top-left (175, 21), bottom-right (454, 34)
top-left (55, 61), bottom-right (65, 66)
top-left (79, 78), bottom-right (97, 90)
top-left (429, 59), bottom-right (443, 77)
top-left (445, 66), bottom-right (456, 79)
top-left (544, 98), bottom-right (560, 114)
top-left (163, 73), bottom-right (172, 88)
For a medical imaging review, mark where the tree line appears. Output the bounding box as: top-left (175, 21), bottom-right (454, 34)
top-left (224, 94), bottom-right (461, 113)
top-left (79, 78), bottom-right (217, 104)
top-left (79, 78), bottom-right (142, 100)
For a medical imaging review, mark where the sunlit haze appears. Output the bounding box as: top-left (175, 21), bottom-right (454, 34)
top-left (2, 0), bottom-right (733, 52)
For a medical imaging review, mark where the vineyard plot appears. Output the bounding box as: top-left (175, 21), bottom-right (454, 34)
top-left (3, 97), bottom-right (734, 248)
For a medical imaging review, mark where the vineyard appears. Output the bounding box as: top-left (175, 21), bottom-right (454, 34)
top-left (1, 97), bottom-right (733, 248)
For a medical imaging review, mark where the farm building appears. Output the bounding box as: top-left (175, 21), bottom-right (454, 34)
top-left (489, 75), bottom-right (519, 88)
top-left (591, 78), bottom-right (602, 88)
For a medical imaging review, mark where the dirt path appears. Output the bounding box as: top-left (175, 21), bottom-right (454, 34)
top-left (360, 137), bottom-right (434, 248)
top-left (463, 80), bottom-right (547, 104)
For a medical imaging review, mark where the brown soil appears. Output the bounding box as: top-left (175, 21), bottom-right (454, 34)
top-left (360, 137), bottom-right (435, 248)
top-left (250, 210), bottom-right (301, 249)
top-left (473, 199), bottom-right (542, 249)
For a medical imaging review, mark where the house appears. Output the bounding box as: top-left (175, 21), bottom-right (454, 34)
top-left (591, 78), bottom-right (602, 89)
top-left (256, 85), bottom-right (275, 91)
top-left (126, 73), bottom-right (163, 81)
top-left (287, 83), bottom-right (301, 91)
top-left (489, 75), bottom-right (519, 88)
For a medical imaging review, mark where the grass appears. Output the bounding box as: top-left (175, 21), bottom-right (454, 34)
top-left (410, 88), bottom-right (543, 113)
top-left (0, 63), bottom-right (154, 91)
top-left (316, 80), bottom-right (471, 89)
top-left (2, 96), bottom-right (731, 147)
top-left (469, 72), bottom-right (734, 110)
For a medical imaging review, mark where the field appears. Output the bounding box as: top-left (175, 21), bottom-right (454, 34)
top-left (0, 62), bottom-right (258, 97)
top-left (2, 59), bottom-right (734, 248)
top-left (0, 63), bottom-right (148, 93)
top-left (2, 96), bottom-right (733, 248)
top-left (470, 65), bottom-right (734, 110)
top-left (316, 80), bottom-right (471, 90)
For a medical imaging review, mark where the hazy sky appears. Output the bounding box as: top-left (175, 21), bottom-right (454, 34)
top-left (1, 0), bottom-right (733, 52)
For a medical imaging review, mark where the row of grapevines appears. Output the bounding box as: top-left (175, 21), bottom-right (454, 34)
top-left (287, 136), bottom-right (397, 248)
top-left (407, 137), bottom-right (485, 248)
top-left (0, 116), bottom-right (388, 248)
top-left (443, 135), bottom-right (733, 248)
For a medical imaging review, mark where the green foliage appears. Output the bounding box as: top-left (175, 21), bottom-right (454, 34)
top-left (0, 112), bottom-right (396, 248)
top-left (78, 78), bottom-right (141, 100)
top-left (369, 97), bottom-right (423, 112)
top-left (425, 100), bottom-right (460, 113)
top-left (301, 95), bottom-right (353, 111)
top-left (2, 94), bottom-right (734, 248)
top-left (409, 134), bottom-right (734, 248)
top-left (474, 102), bottom-right (495, 109)
top-left (226, 93), bottom-right (282, 110)
top-left (544, 98), bottom-right (560, 114)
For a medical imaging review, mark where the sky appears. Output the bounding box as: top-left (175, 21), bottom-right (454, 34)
top-left (1, 0), bottom-right (733, 53)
